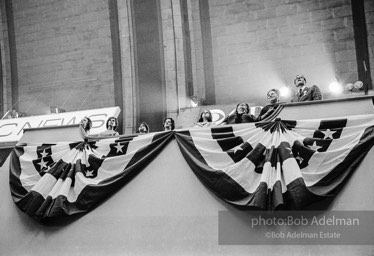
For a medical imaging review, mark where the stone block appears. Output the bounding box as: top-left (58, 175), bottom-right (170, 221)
top-left (333, 28), bottom-right (355, 42)
top-left (333, 5), bottom-right (352, 18)
top-left (297, 1), bottom-right (323, 13)
top-left (276, 4), bottom-right (297, 16)
top-left (310, 9), bottom-right (335, 22)
top-left (335, 49), bottom-right (356, 62)
top-left (256, 8), bottom-right (276, 19)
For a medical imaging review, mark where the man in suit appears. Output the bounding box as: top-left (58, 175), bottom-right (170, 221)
top-left (256, 88), bottom-right (281, 121)
top-left (292, 75), bottom-right (322, 102)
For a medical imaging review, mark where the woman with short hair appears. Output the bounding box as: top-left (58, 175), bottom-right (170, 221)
top-left (163, 117), bottom-right (175, 131)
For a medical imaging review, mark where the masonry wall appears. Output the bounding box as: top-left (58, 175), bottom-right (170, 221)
top-left (133, 0), bottom-right (166, 132)
top-left (365, 0), bottom-right (374, 84)
top-left (189, 0), bottom-right (205, 102)
top-left (208, 0), bottom-right (358, 105)
top-left (160, 0), bottom-right (183, 121)
top-left (1, 0), bottom-right (373, 132)
top-left (0, 0), bottom-right (12, 114)
top-left (11, 0), bottom-right (115, 116)
top-left (117, 0), bottom-right (136, 134)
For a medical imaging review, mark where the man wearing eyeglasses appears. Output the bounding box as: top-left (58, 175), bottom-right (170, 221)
top-left (292, 75), bottom-right (322, 102)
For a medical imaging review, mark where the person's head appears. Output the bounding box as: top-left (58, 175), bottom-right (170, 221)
top-left (80, 117), bottom-right (92, 132)
top-left (235, 103), bottom-right (249, 115)
top-left (163, 117), bottom-right (175, 131)
top-left (138, 122), bottom-right (150, 133)
top-left (198, 109), bottom-right (212, 122)
top-left (267, 89), bottom-right (280, 104)
top-left (106, 116), bottom-right (118, 131)
top-left (294, 75), bottom-right (307, 88)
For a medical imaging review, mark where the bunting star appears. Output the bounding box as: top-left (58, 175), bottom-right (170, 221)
top-left (232, 145), bottom-right (243, 154)
top-left (38, 158), bottom-right (48, 169)
top-left (321, 129), bottom-right (336, 139)
top-left (86, 170), bottom-right (94, 177)
top-left (114, 143), bottom-right (124, 153)
top-left (40, 149), bottom-right (49, 158)
top-left (308, 141), bottom-right (322, 151)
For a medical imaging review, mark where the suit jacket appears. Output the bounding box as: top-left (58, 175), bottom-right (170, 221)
top-left (256, 103), bottom-right (280, 121)
top-left (294, 85), bottom-right (322, 102)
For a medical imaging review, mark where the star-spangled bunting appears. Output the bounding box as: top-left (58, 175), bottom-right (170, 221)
top-left (114, 143), bottom-right (124, 153)
top-left (308, 141), bottom-right (322, 151)
top-left (175, 116), bottom-right (374, 210)
top-left (9, 131), bottom-right (174, 220)
top-left (8, 114), bottom-right (374, 221)
top-left (321, 129), bottom-right (336, 139)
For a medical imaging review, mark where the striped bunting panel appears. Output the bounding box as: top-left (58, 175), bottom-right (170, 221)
top-left (8, 114), bottom-right (374, 221)
top-left (9, 131), bottom-right (174, 220)
top-left (174, 115), bottom-right (374, 210)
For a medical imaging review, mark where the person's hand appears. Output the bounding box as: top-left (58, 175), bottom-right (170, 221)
top-left (261, 107), bottom-right (274, 119)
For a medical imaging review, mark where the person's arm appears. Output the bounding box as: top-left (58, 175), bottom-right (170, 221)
top-left (311, 85), bottom-right (322, 100)
top-left (256, 106), bottom-right (275, 121)
top-left (193, 122), bottom-right (204, 128)
top-left (220, 115), bottom-right (229, 125)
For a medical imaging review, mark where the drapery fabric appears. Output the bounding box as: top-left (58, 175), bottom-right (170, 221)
top-left (175, 116), bottom-right (374, 210)
top-left (10, 131), bottom-right (173, 219)
top-left (9, 115), bottom-right (374, 220)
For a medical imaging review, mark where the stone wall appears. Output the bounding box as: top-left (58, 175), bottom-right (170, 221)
top-left (208, 0), bottom-right (357, 105)
top-left (365, 0), bottom-right (374, 86)
top-left (11, 0), bottom-right (114, 115)
top-left (0, 0), bottom-right (12, 113)
top-left (1, 0), bottom-right (373, 132)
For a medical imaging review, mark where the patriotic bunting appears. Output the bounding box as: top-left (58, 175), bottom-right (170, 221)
top-left (175, 115), bottom-right (374, 210)
top-left (9, 131), bottom-right (173, 220)
top-left (8, 114), bottom-right (374, 220)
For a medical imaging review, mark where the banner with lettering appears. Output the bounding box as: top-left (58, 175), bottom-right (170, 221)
top-left (0, 107), bottom-right (120, 143)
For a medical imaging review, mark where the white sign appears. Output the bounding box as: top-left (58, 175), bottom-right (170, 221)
top-left (0, 107), bottom-right (121, 143)
top-left (210, 109), bottom-right (226, 124)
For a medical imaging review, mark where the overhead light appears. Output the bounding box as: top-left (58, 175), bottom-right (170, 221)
top-left (328, 80), bottom-right (343, 95)
top-left (279, 86), bottom-right (291, 98)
